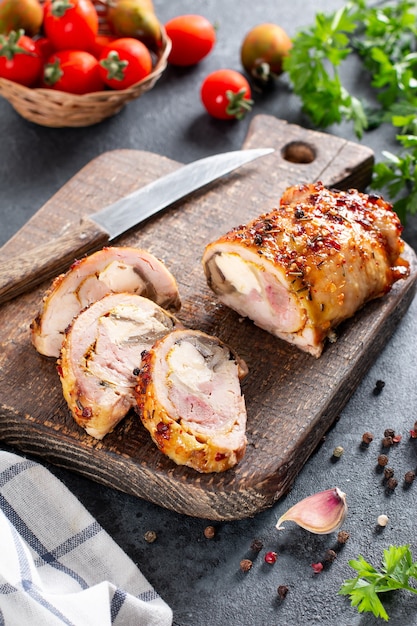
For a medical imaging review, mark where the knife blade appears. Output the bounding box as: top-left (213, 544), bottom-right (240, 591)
top-left (0, 147), bottom-right (273, 305)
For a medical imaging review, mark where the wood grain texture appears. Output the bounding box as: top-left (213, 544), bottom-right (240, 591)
top-left (0, 218), bottom-right (110, 304)
top-left (0, 114), bottom-right (415, 521)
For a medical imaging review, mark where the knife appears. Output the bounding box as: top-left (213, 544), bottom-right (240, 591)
top-left (0, 147), bottom-right (273, 305)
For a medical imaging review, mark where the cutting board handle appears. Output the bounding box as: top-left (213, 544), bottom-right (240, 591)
top-left (0, 219), bottom-right (109, 303)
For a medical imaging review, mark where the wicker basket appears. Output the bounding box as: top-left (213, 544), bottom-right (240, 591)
top-left (0, 2), bottom-right (171, 127)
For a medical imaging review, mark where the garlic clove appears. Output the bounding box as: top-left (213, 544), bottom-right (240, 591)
top-left (276, 487), bottom-right (347, 534)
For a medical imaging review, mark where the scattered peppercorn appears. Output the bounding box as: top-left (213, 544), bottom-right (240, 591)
top-left (382, 436), bottom-right (394, 447)
top-left (362, 431), bottom-right (374, 444)
top-left (337, 530), bottom-right (350, 544)
top-left (404, 470), bottom-right (416, 484)
top-left (264, 551), bottom-right (278, 564)
top-left (240, 558), bottom-right (253, 573)
top-left (373, 380), bottom-right (385, 395)
top-left (144, 530), bottom-right (157, 543)
top-left (377, 514), bottom-right (389, 527)
top-left (383, 467), bottom-right (394, 480)
top-left (387, 477), bottom-right (398, 490)
top-left (311, 562), bottom-right (324, 574)
top-left (332, 446), bottom-right (344, 458)
top-left (204, 525), bottom-right (216, 539)
top-left (392, 434), bottom-right (402, 443)
top-left (384, 428), bottom-right (395, 438)
top-left (250, 538), bottom-right (264, 553)
top-left (277, 585), bottom-right (289, 600)
top-left (324, 549), bottom-right (337, 563)
top-left (377, 454), bottom-right (389, 467)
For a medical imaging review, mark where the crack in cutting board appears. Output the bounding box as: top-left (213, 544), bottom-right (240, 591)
top-left (0, 115), bottom-right (416, 521)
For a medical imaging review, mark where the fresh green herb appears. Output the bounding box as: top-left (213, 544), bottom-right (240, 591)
top-left (284, 4), bottom-right (367, 137)
top-left (284, 0), bottom-right (417, 220)
top-left (339, 544), bottom-right (417, 621)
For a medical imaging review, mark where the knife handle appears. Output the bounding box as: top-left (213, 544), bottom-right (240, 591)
top-left (0, 218), bottom-right (110, 305)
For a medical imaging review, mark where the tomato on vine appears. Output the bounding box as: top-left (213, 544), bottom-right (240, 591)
top-left (165, 14), bottom-right (216, 66)
top-left (43, 0), bottom-right (98, 52)
top-left (42, 49), bottom-right (104, 94)
top-left (200, 69), bottom-right (253, 120)
top-left (0, 30), bottom-right (42, 86)
top-left (99, 38), bottom-right (152, 89)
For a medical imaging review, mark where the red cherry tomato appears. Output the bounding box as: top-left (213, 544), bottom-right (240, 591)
top-left (99, 38), bottom-right (152, 89)
top-left (33, 36), bottom-right (55, 61)
top-left (90, 34), bottom-right (118, 59)
top-left (165, 14), bottom-right (216, 66)
top-left (43, 0), bottom-right (98, 53)
top-left (42, 49), bottom-right (104, 94)
top-left (200, 69), bottom-right (253, 120)
top-left (0, 30), bottom-right (42, 86)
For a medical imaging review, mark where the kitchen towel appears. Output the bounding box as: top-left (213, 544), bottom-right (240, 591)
top-left (0, 450), bottom-right (173, 626)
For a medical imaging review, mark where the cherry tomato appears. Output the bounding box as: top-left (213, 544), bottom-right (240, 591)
top-left (200, 69), bottom-right (253, 120)
top-left (90, 34), bottom-right (118, 59)
top-left (240, 23), bottom-right (292, 84)
top-left (33, 36), bottom-right (55, 61)
top-left (0, 30), bottom-right (42, 86)
top-left (99, 38), bottom-right (152, 90)
top-left (165, 14), bottom-right (216, 66)
top-left (0, 0), bottom-right (43, 37)
top-left (43, 0), bottom-right (98, 53)
top-left (43, 49), bottom-right (104, 94)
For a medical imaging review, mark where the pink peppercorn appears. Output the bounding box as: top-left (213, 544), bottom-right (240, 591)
top-left (312, 562), bottom-right (324, 574)
top-left (264, 551), bottom-right (277, 564)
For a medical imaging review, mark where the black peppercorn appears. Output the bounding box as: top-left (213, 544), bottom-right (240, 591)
top-left (337, 530), bottom-right (350, 544)
top-left (240, 559), bottom-right (253, 572)
top-left (377, 454), bottom-right (389, 467)
top-left (250, 538), bottom-right (264, 553)
top-left (277, 585), bottom-right (289, 599)
top-left (387, 477), bottom-right (398, 490)
top-left (373, 380), bottom-right (385, 395)
top-left (204, 526), bottom-right (216, 539)
top-left (324, 549), bottom-right (337, 563)
top-left (383, 467), bottom-right (394, 480)
top-left (362, 431), bottom-right (374, 444)
top-left (404, 470), bottom-right (416, 484)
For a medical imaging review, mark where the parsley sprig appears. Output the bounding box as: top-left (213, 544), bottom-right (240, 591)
top-left (339, 544), bottom-right (417, 621)
top-left (284, 0), bottom-right (417, 221)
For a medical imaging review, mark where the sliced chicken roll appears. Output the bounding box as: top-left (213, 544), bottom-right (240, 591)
top-left (32, 246), bottom-right (181, 358)
top-left (202, 182), bottom-right (409, 357)
top-left (58, 293), bottom-right (181, 440)
top-left (135, 329), bottom-right (248, 473)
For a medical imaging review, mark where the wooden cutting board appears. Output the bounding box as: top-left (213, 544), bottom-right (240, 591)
top-left (1, 115), bottom-right (416, 521)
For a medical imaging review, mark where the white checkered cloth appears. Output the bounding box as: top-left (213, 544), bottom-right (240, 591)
top-left (0, 451), bottom-right (173, 626)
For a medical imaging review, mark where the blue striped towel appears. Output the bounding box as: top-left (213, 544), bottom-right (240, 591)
top-left (0, 451), bottom-right (172, 625)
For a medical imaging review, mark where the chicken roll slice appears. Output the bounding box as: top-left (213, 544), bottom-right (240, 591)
top-left (59, 293), bottom-right (181, 440)
top-left (135, 329), bottom-right (248, 473)
top-left (202, 182), bottom-right (409, 357)
top-left (32, 246), bottom-right (181, 358)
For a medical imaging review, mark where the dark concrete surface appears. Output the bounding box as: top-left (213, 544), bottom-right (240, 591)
top-left (1, 1), bottom-right (417, 624)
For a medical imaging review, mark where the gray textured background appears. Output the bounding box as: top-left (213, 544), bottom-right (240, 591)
top-left (1, 1), bottom-right (417, 624)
